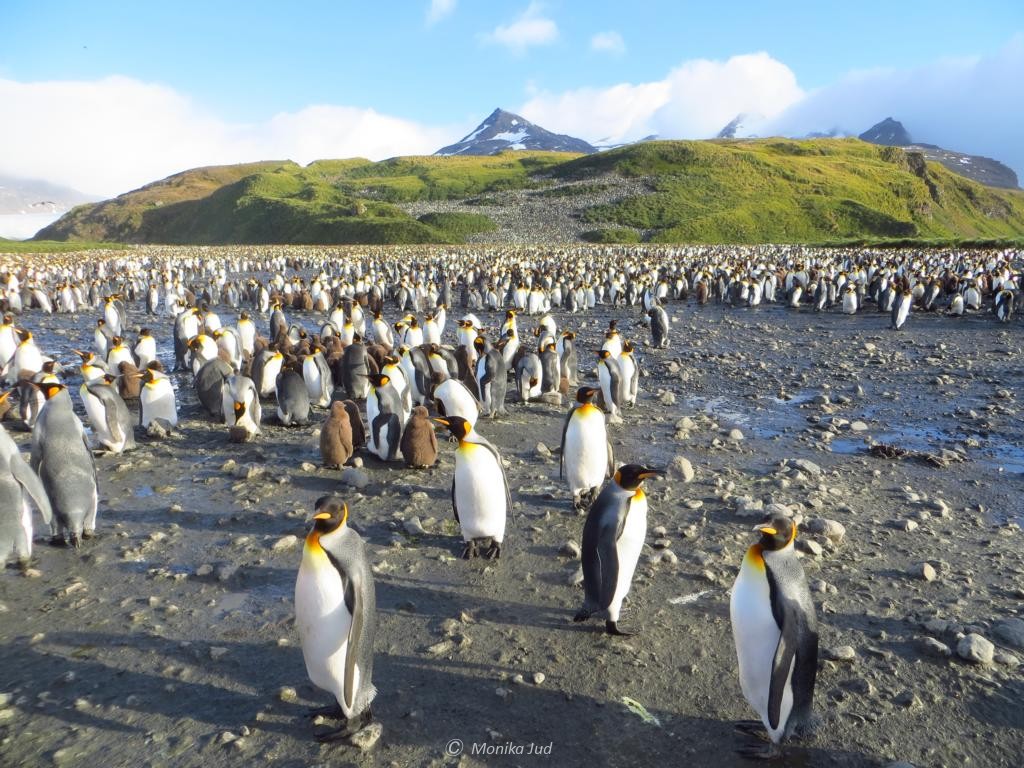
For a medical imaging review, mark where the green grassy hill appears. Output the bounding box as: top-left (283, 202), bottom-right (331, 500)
top-left (34, 140), bottom-right (1024, 245)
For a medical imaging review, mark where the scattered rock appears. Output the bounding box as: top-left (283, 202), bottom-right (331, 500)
top-left (734, 497), bottom-right (764, 517)
top-left (891, 519), bottom-right (919, 532)
top-left (348, 721), bottom-right (383, 751)
top-left (659, 391), bottom-right (676, 406)
top-left (403, 517), bottom-right (426, 536)
top-left (668, 455), bottom-right (695, 483)
top-left (341, 467), bottom-right (370, 489)
top-left (146, 420), bottom-right (172, 439)
top-left (300, 461), bottom-right (317, 472)
top-left (271, 535), bottom-right (298, 552)
top-left (532, 672), bottom-right (546, 685)
top-left (796, 539), bottom-right (823, 557)
top-left (914, 562), bottom-right (937, 582)
top-left (803, 518), bottom-right (845, 544)
top-left (992, 618), bottom-right (1024, 650)
top-left (919, 637), bottom-right (951, 658)
top-left (727, 428), bottom-right (744, 441)
top-left (209, 646), bottom-right (229, 661)
top-left (849, 421), bottom-right (868, 432)
top-left (278, 686), bottom-right (298, 703)
top-left (559, 541), bottom-right (581, 559)
top-left (791, 459), bottom-right (822, 476)
top-left (823, 646), bottom-right (856, 662)
top-left (535, 442), bottom-right (552, 459)
top-left (957, 633), bottom-right (995, 664)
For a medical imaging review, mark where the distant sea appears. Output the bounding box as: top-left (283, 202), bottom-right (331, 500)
top-left (0, 212), bottom-right (64, 240)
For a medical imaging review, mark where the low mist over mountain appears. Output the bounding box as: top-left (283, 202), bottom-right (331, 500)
top-left (436, 109), bottom-right (596, 156)
top-left (0, 174), bottom-right (97, 215)
top-left (858, 117), bottom-right (914, 146)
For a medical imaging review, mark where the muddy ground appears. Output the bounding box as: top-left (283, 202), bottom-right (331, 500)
top-left (1, 284), bottom-right (1023, 768)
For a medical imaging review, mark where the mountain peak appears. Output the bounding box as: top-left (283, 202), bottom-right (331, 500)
top-left (436, 109), bottom-right (596, 156)
top-left (859, 117), bottom-right (913, 147)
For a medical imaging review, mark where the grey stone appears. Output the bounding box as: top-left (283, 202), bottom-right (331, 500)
top-left (791, 459), bottom-right (822, 476)
top-left (559, 541), bottom-right (581, 559)
top-left (850, 421), bottom-right (869, 432)
top-left (919, 637), bottom-right (951, 658)
top-left (341, 467), bottom-right (370, 489)
top-left (348, 721), bottom-right (383, 751)
top-left (403, 517), bottom-right (426, 536)
top-left (535, 442), bottom-right (552, 459)
top-left (278, 686), bottom-right (298, 703)
top-left (804, 518), bottom-right (845, 544)
top-left (735, 497), bottom-right (765, 517)
top-left (796, 539), bottom-right (823, 557)
top-left (668, 455), bottom-right (695, 482)
top-left (957, 633), bottom-right (995, 664)
top-left (728, 428), bottom-right (745, 441)
top-left (823, 645), bottom-right (856, 662)
top-left (915, 562), bottom-right (937, 582)
top-left (659, 391), bottom-right (676, 406)
top-left (271, 535), bottom-right (298, 552)
top-left (992, 618), bottom-right (1024, 650)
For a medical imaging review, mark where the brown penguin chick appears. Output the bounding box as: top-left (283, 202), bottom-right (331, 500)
top-left (319, 401), bottom-right (354, 468)
top-left (400, 405), bottom-right (438, 469)
top-left (365, 343), bottom-right (389, 371)
top-left (342, 399), bottom-right (366, 449)
top-left (117, 361), bottom-right (142, 400)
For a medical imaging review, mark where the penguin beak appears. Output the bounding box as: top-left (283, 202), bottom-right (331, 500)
top-left (637, 469), bottom-right (662, 480)
top-left (312, 512), bottom-right (331, 521)
top-left (0, 390), bottom-right (10, 404)
top-left (755, 525), bottom-right (778, 536)
top-left (433, 418), bottom-right (450, 428)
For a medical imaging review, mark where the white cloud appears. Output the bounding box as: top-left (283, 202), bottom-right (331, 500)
top-left (761, 35), bottom-right (1024, 180)
top-left (590, 31), bottom-right (625, 55)
top-left (520, 52), bottom-right (803, 144)
top-left (426, 0), bottom-right (456, 25)
top-left (0, 76), bottom-right (459, 197)
top-left (484, 2), bottom-right (558, 54)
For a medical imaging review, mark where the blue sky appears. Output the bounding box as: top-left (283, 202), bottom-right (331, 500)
top-left (1, 0), bottom-right (1022, 195)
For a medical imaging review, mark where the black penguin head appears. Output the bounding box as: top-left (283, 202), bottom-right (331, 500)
top-left (575, 386), bottom-right (598, 404)
top-left (233, 400), bottom-right (246, 419)
top-left (434, 415), bottom-right (471, 440)
top-left (311, 496), bottom-right (349, 534)
top-left (473, 336), bottom-right (487, 352)
top-left (39, 382), bottom-right (67, 401)
top-left (754, 515), bottom-right (797, 551)
top-left (598, 349), bottom-right (611, 360)
top-left (367, 373), bottom-right (390, 388)
top-left (614, 464), bottom-right (661, 491)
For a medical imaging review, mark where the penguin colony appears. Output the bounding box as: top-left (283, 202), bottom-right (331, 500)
top-left (0, 243), bottom-right (1020, 756)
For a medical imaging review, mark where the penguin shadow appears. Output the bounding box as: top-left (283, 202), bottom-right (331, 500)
top-left (966, 678), bottom-right (1024, 730)
top-left (375, 575), bottom-right (570, 632)
top-left (1, 630), bottom-right (307, 738)
top-left (376, 654), bottom-right (867, 767)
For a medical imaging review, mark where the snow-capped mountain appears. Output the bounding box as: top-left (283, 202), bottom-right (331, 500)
top-left (435, 108), bottom-right (596, 156)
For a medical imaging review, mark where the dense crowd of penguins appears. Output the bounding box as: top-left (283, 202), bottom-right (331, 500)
top-left (0, 244), bottom-right (1019, 754)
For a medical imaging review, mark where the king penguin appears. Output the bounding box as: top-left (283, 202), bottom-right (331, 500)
top-left (435, 416), bottom-right (511, 559)
top-left (559, 387), bottom-right (614, 511)
top-left (399, 405), bottom-right (438, 469)
top-left (574, 464), bottom-right (659, 635)
top-left (730, 515), bottom-right (818, 759)
top-left (0, 422), bottom-right (52, 571)
top-left (320, 401), bottom-right (354, 468)
top-left (30, 383), bottom-right (98, 548)
top-left (81, 375), bottom-right (136, 454)
top-left (276, 366), bottom-right (312, 426)
top-left (139, 361), bottom-right (178, 428)
top-left (365, 373), bottom-right (404, 461)
top-left (294, 496), bottom-right (377, 743)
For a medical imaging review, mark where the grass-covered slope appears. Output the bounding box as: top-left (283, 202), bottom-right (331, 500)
top-left (34, 140), bottom-right (1024, 245)
top-left (562, 140), bottom-right (1024, 243)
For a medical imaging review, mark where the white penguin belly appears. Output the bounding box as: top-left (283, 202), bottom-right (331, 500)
top-left (564, 409), bottom-right (606, 494)
top-left (454, 444), bottom-right (506, 542)
top-left (142, 382), bottom-right (178, 427)
top-left (436, 381), bottom-right (478, 426)
top-left (608, 494), bottom-right (646, 621)
top-left (303, 358), bottom-right (324, 404)
top-left (730, 557), bottom-right (793, 743)
top-left (295, 551), bottom-right (358, 716)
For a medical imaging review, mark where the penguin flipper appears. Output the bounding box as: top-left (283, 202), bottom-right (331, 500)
top-left (450, 478), bottom-right (460, 523)
top-left (11, 455), bottom-right (52, 524)
top-left (342, 572), bottom-right (363, 712)
top-left (767, 599), bottom-right (808, 731)
top-left (558, 407), bottom-right (573, 479)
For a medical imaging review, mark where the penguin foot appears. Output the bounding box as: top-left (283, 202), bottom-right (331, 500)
top-left (82, 530), bottom-right (96, 540)
top-left (70, 533), bottom-right (82, 550)
top-left (735, 742), bottom-right (782, 761)
top-left (314, 708), bottom-right (372, 743)
top-left (605, 620), bottom-right (636, 636)
top-left (482, 541), bottom-right (501, 560)
top-left (572, 610), bottom-right (590, 623)
top-left (306, 702), bottom-right (346, 720)
top-left (460, 541), bottom-right (478, 559)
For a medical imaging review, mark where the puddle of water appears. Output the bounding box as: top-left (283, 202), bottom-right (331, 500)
top-left (134, 486), bottom-right (155, 498)
top-left (683, 395), bottom-right (783, 438)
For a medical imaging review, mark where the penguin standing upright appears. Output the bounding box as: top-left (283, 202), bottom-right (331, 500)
top-left (294, 496), bottom-right (377, 743)
top-left (474, 347), bottom-right (508, 418)
top-left (139, 361), bottom-right (178, 428)
top-left (399, 405), bottom-right (438, 469)
top-left (365, 373), bottom-right (404, 461)
top-left (597, 350), bottom-right (624, 424)
top-left (276, 367), bottom-right (312, 426)
top-left (320, 401), bottom-right (354, 469)
top-left (30, 383), bottom-right (98, 548)
top-left (891, 288), bottom-right (912, 330)
top-left (223, 374), bottom-right (262, 438)
top-left (574, 464), bottom-right (659, 635)
top-left (81, 376), bottom-right (136, 454)
top-left (342, 400), bottom-right (366, 451)
top-left (619, 342), bottom-right (639, 407)
top-left (648, 304), bottom-right (669, 349)
top-left (559, 387), bottom-right (614, 511)
top-left (0, 422), bottom-right (52, 570)
top-left (730, 515), bottom-right (818, 759)
top-left (435, 416), bottom-right (511, 559)
top-left (341, 339), bottom-right (373, 401)
top-left (303, 346), bottom-right (334, 407)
